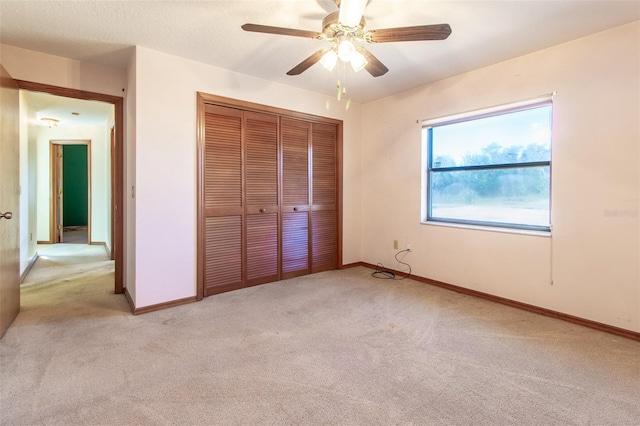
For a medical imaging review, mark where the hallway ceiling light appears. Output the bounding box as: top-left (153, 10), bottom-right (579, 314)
top-left (41, 118), bottom-right (59, 128)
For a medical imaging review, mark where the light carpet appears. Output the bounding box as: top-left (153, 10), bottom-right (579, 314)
top-left (1, 244), bottom-right (639, 425)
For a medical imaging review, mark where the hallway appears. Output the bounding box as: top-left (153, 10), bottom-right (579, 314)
top-left (18, 244), bottom-right (127, 321)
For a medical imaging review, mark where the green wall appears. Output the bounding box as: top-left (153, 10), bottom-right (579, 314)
top-left (63, 145), bottom-right (88, 226)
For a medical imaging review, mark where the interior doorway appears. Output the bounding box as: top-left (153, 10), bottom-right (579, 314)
top-left (17, 80), bottom-right (124, 295)
top-left (50, 141), bottom-right (91, 245)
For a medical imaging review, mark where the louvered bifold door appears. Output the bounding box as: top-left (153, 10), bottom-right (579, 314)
top-left (311, 122), bottom-right (338, 273)
top-left (281, 117), bottom-right (311, 279)
top-left (244, 111), bottom-right (280, 286)
top-left (203, 105), bottom-right (244, 296)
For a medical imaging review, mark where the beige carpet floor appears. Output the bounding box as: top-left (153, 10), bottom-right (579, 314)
top-left (1, 244), bottom-right (639, 425)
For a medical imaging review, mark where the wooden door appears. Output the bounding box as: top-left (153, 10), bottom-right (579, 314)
top-left (0, 65), bottom-right (20, 338)
top-left (53, 144), bottom-right (64, 242)
top-left (202, 105), bottom-right (244, 296)
top-left (244, 112), bottom-right (279, 286)
top-left (311, 123), bottom-right (338, 273)
top-left (280, 118), bottom-right (311, 279)
top-left (198, 93), bottom-right (343, 299)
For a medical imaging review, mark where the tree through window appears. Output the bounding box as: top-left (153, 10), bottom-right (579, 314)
top-left (423, 99), bottom-right (552, 231)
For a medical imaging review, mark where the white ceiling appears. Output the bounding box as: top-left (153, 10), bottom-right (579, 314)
top-left (2, 0), bottom-right (640, 106)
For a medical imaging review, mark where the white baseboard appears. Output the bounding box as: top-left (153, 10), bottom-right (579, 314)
top-left (90, 241), bottom-right (112, 258)
top-left (20, 253), bottom-right (39, 283)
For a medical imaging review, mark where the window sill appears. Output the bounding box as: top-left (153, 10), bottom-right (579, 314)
top-left (421, 220), bottom-right (552, 237)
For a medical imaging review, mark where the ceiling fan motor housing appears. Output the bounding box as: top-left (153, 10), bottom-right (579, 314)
top-left (322, 11), bottom-right (367, 41)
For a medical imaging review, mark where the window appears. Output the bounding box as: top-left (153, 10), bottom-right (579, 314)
top-left (423, 98), bottom-right (552, 231)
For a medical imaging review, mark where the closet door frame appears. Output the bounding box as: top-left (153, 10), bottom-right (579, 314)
top-left (196, 93), bottom-right (343, 300)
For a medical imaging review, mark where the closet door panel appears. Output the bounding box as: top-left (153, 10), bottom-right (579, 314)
top-left (244, 111), bottom-right (280, 286)
top-left (246, 213), bottom-right (279, 285)
top-left (203, 105), bottom-right (244, 296)
top-left (311, 123), bottom-right (338, 272)
top-left (312, 123), bottom-right (337, 207)
top-left (282, 211), bottom-right (310, 277)
top-left (204, 216), bottom-right (243, 296)
top-left (312, 208), bottom-right (337, 272)
top-left (245, 112), bottom-right (278, 207)
top-left (281, 118), bottom-right (309, 207)
top-left (281, 118), bottom-right (311, 277)
top-left (204, 105), bottom-right (242, 211)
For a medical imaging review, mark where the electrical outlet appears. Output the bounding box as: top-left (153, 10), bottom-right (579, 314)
top-left (407, 242), bottom-right (412, 251)
top-left (393, 240), bottom-right (398, 249)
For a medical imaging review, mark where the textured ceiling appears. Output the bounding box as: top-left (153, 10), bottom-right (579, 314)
top-left (2, 0), bottom-right (640, 105)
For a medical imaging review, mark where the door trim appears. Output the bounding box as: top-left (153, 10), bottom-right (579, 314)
top-left (16, 80), bottom-right (125, 294)
top-left (110, 126), bottom-right (116, 261)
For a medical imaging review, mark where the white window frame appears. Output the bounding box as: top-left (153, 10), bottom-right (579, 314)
top-left (421, 95), bottom-right (554, 232)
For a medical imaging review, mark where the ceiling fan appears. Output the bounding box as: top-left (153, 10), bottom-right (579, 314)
top-left (241, 0), bottom-right (452, 77)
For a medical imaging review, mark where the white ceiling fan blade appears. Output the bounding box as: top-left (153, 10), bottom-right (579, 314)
top-left (339, 0), bottom-right (368, 27)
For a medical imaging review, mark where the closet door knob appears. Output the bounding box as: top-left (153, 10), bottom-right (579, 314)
top-left (293, 207), bottom-right (299, 212)
top-left (260, 208), bottom-right (266, 213)
top-left (0, 211), bottom-right (12, 220)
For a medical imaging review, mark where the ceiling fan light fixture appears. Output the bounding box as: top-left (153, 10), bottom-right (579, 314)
top-left (242, 1), bottom-right (450, 79)
top-left (337, 37), bottom-right (356, 62)
top-left (350, 50), bottom-right (368, 72)
top-left (320, 50), bottom-right (338, 71)
top-left (338, 0), bottom-right (368, 28)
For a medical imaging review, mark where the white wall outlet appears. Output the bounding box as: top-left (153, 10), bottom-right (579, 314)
top-left (407, 242), bottom-right (412, 251)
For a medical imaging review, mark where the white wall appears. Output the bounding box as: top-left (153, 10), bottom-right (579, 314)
top-left (361, 21), bottom-right (640, 332)
top-left (36, 125), bottom-right (111, 244)
top-left (132, 46), bottom-right (362, 308)
top-left (18, 92), bottom-right (38, 275)
top-left (0, 44), bottom-right (126, 98)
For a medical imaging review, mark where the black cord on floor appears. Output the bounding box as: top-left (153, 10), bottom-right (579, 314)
top-left (371, 249), bottom-right (412, 280)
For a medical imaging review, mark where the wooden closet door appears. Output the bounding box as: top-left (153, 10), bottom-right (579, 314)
top-left (203, 105), bottom-right (244, 296)
top-left (244, 111), bottom-right (279, 286)
top-left (311, 122), bottom-right (338, 273)
top-left (199, 94), bottom-right (342, 299)
top-left (281, 117), bottom-right (311, 279)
